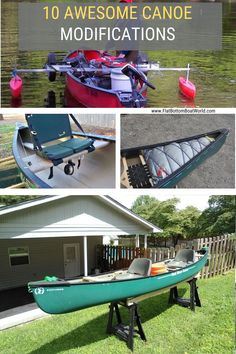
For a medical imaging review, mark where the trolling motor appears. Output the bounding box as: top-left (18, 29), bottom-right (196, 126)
top-left (121, 64), bottom-right (156, 107)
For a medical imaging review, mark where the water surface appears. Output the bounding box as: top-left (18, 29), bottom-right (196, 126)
top-left (1, 0), bottom-right (236, 107)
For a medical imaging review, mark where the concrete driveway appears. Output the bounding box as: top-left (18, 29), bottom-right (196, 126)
top-left (121, 114), bottom-right (235, 188)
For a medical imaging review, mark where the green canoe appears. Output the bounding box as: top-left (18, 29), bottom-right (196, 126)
top-left (121, 128), bottom-right (229, 188)
top-left (28, 249), bottom-right (208, 314)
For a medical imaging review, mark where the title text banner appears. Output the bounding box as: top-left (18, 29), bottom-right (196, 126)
top-left (19, 2), bottom-right (222, 51)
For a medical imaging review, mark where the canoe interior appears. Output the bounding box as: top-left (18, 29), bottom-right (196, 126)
top-left (121, 129), bottom-right (228, 188)
top-left (66, 71), bottom-right (147, 108)
top-left (14, 125), bottom-right (115, 188)
top-left (64, 51), bottom-right (147, 108)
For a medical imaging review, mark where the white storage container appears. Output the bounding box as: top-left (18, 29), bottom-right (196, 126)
top-left (110, 68), bottom-right (132, 92)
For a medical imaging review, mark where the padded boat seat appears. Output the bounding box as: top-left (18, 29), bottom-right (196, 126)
top-left (42, 138), bottom-right (94, 160)
top-left (115, 258), bottom-right (152, 280)
top-left (168, 249), bottom-right (195, 269)
top-left (25, 114), bottom-right (95, 164)
top-left (143, 136), bottom-right (213, 181)
top-left (60, 138), bottom-right (94, 153)
top-left (42, 144), bottom-right (73, 160)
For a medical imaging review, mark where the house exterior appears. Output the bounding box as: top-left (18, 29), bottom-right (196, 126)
top-left (0, 196), bottom-right (161, 291)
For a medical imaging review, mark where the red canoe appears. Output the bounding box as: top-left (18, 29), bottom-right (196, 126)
top-left (64, 51), bottom-right (147, 108)
top-left (9, 75), bottom-right (23, 98)
top-left (179, 77), bottom-right (196, 99)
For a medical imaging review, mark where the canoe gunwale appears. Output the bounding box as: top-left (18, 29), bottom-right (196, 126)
top-left (121, 128), bottom-right (229, 155)
top-left (13, 123), bottom-right (51, 188)
top-left (28, 252), bottom-right (208, 289)
top-left (72, 131), bottom-right (115, 143)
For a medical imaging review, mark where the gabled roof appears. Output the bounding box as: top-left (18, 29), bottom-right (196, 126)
top-left (102, 196), bottom-right (162, 233)
top-left (0, 195), bottom-right (162, 233)
top-left (0, 196), bottom-right (63, 215)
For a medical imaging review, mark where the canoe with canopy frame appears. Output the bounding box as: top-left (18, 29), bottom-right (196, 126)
top-left (121, 128), bottom-right (229, 188)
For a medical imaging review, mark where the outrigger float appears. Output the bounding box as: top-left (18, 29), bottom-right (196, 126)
top-left (121, 129), bottom-right (229, 188)
top-left (10, 50), bottom-right (196, 108)
top-left (12, 114), bottom-right (115, 188)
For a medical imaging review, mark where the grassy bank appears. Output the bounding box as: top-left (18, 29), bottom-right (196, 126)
top-left (0, 124), bottom-right (15, 159)
top-left (0, 272), bottom-right (234, 354)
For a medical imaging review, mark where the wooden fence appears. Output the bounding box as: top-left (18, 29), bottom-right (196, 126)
top-left (71, 114), bottom-right (115, 128)
top-left (97, 235), bottom-right (235, 279)
top-left (195, 235), bottom-right (235, 279)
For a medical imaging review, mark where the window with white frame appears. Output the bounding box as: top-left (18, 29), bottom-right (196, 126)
top-left (8, 246), bottom-right (30, 266)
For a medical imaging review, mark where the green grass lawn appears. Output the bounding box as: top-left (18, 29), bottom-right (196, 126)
top-left (0, 124), bottom-right (15, 158)
top-left (0, 272), bottom-right (234, 354)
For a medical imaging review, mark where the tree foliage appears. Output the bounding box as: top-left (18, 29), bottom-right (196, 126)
top-left (132, 196), bottom-right (200, 245)
top-left (197, 195), bottom-right (235, 236)
top-left (132, 195), bottom-right (235, 244)
top-left (0, 195), bottom-right (43, 206)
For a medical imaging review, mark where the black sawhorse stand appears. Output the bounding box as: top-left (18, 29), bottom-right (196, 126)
top-left (169, 277), bottom-right (201, 311)
top-left (106, 278), bottom-right (201, 350)
top-left (106, 301), bottom-right (146, 351)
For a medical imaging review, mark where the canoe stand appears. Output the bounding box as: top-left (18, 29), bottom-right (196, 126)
top-left (106, 301), bottom-right (146, 351)
top-left (106, 277), bottom-right (201, 351)
top-left (168, 277), bottom-right (201, 311)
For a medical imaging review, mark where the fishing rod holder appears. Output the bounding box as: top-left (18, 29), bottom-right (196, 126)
top-left (106, 300), bottom-right (146, 351)
top-left (168, 277), bottom-right (201, 311)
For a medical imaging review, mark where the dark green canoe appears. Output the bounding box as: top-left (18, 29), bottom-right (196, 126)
top-left (121, 128), bottom-right (229, 188)
top-left (28, 250), bottom-right (208, 315)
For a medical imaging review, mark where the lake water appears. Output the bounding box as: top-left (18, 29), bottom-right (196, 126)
top-left (1, 0), bottom-right (236, 108)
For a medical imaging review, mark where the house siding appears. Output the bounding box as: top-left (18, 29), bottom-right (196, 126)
top-left (0, 196), bottom-right (159, 291)
top-left (0, 236), bottom-right (102, 291)
top-left (0, 196), bottom-right (150, 239)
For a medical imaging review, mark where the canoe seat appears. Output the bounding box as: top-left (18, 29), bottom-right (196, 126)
top-left (60, 138), bottom-right (94, 153)
top-left (167, 249), bottom-right (195, 269)
top-left (143, 136), bottom-right (213, 181)
top-left (25, 114), bottom-right (95, 165)
top-left (42, 138), bottom-right (94, 161)
top-left (115, 258), bottom-right (152, 280)
top-left (42, 144), bottom-right (74, 160)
